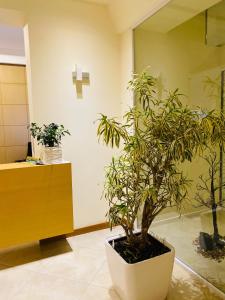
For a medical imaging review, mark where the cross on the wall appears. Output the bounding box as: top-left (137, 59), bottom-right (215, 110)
top-left (72, 66), bottom-right (90, 99)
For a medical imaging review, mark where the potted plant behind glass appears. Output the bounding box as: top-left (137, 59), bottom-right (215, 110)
top-left (97, 71), bottom-right (225, 300)
top-left (195, 148), bottom-right (225, 254)
top-left (30, 122), bottom-right (70, 164)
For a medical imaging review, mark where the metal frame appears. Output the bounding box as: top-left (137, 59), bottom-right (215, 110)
top-left (219, 70), bottom-right (225, 205)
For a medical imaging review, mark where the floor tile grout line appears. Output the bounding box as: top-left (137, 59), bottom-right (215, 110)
top-left (86, 258), bottom-right (107, 286)
top-left (0, 260), bottom-right (93, 291)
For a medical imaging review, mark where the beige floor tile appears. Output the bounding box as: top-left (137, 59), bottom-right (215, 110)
top-left (81, 284), bottom-right (120, 300)
top-left (68, 231), bottom-right (104, 248)
top-left (173, 261), bottom-right (192, 281)
top-left (71, 245), bottom-right (105, 258)
top-left (67, 227), bottom-right (123, 259)
top-left (24, 251), bottom-right (104, 284)
top-left (0, 267), bottom-right (87, 300)
top-left (92, 261), bottom-right (112, 288)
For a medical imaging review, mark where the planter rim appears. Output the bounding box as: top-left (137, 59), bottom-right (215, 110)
top-left (43, 145), bottom-right (61, 148)
top-left (106, 231), bottom-right (175, 266)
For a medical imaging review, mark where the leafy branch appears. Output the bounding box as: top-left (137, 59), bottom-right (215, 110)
top-left (97, 71), bottom-right (225, 248)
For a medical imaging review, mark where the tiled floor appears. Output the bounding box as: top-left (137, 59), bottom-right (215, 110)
top-left (0, 227), bottom-right (224, 300)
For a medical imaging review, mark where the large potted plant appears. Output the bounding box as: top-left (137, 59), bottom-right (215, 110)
top-left (30, 122), bottom-right (70, 164)
top-left (97, 72), bottom-right (225, 300)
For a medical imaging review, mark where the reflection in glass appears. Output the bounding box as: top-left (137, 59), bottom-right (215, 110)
top-left (206, 2), bottom-right (225, 47)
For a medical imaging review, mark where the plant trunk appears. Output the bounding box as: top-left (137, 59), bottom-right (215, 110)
top-left (126, 229), bottom-right (137, 245)
top-left (212, 203), bottom-right (219, 242)
top-left (211, 171), bottom-right (219, 242)
top-left (141, 198), bottom-right (153, 245)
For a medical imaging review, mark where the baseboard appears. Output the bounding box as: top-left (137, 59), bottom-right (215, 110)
top-left (66, 222), bottom-right (110, 237)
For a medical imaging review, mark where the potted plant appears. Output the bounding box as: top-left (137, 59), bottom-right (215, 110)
top-left (195, 149), bottom-right (225, 253)
top-left (97, 71), bottom-right (225, 300)
top-left (30, 122), bottom-right (70, 164)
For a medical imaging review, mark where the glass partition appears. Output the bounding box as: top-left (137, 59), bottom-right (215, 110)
top-left (134, 0), bottom-right (225, 293)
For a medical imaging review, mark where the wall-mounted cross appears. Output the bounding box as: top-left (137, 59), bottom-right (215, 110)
top-left (72, 65), bottom-right (90, 99)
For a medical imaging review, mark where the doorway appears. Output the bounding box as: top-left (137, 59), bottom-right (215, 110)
top-left (0, 24), bottom-right (30, 163)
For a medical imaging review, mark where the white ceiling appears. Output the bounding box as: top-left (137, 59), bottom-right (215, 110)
top-left (109, 0), bottom-right (166, 32)
top-left (76, 0), bottom-right (168, 32)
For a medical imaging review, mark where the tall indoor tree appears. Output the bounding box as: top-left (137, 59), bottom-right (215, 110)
top-left (195, 149), bottom-right (225, 249)
top-left (97, 71), bottom-right (225, 262)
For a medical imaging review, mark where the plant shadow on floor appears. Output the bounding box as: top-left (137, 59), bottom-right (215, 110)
top-left (108, 277), bottom-right (224, 300)
top-left (167, 277), bottom-right (223, 300)
top-left (0, 238), bottom-right (72, 270)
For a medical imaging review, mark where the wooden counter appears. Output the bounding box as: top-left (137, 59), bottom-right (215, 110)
top-left (0, 162), bottom-right (74, 249)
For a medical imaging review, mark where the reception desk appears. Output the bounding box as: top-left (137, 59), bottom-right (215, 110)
top-left (0, 162), bottom-right (74, 249)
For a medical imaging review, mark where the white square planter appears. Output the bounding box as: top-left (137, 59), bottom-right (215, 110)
top-left (106, 234), bottom-right (175, 300)
top-left (41, 146), bottom-right (62, 164)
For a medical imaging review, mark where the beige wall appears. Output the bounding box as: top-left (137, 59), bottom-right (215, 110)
top-left (0, 0), bottom-right (123, 228)
top-left (120, 29), bottom-right (134, 114)
top-left (0, 64), bottom-right (29, 163)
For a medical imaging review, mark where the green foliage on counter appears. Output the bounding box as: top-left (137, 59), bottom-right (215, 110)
top-left (30, 123), bottom-right (70, 147)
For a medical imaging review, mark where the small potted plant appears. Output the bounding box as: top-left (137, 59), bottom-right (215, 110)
top-left (97, 71), bottom-right (225, 300)
top-left (30, 122), bottom-right (70, 164)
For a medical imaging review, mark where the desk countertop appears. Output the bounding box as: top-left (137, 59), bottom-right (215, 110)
top-left (0, 162), bottom-right (36, 170)
top-left (0, 161), bottom-right (71, 171)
